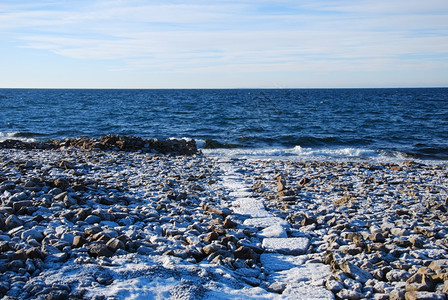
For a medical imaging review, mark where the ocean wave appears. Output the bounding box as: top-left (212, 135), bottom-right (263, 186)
top-left (0, 132), bottom-right (37, 142)
top-left (201, 145), bottom-right (416, 163)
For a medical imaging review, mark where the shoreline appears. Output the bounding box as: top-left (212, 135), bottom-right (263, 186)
top-left (0, 146), bottom-right (447, 299)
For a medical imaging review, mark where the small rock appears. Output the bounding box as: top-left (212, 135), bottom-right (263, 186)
top-left (202, 243), bottom-right (222, 256)
top-left (268, 282), bottom-right (287, 294)
top-left (72, 236), bottom-right (86, 248)
top-left (54, 192), bottom-right (68, 202)
top-left (5, 215), bottom-right (23, 229)
top-left (386, 269), bottom-right (411, 283)
top-left (369, 232), bottom-right (386, 243)
top-left (404, 291), bottom-right (446, 300)
top-left (234, 246), bottom-right (256, 260)
top-left (84, 215), bottom-right (102, 224)
top-left (406, 273), bottom-right (436, 292)
top-left (341, 262), bottom-right (373, 283)
top-left (337, 289), bottom-right (362, 300)
top-left (326, 279), bottom-right (344, 293)
top-left (26, 247), bottom-right (44, 259)
top-left (88, 243), bottom-right (114, 257)
top-left (12, 200), bottom-right (33, 212)
top-left (223, 218), bottom-right (238, 229)
top-left (21, 229), bottom-right (44, 242)
top-left (106, 238), bottom-right (125, 252)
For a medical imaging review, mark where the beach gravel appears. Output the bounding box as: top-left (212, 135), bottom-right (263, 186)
top-left (0, 138), bottom-right (447, 299)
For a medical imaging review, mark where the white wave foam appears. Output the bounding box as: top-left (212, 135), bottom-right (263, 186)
top-left (202, 145), bottom-right (411, 163)
top-left (0, 132), bottom-right (36, 142)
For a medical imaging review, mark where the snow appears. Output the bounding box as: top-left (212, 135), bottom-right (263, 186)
top-left (262, 238), bottom-right (310, 256)
top-left (17, 155), bottom-right (334, 299)
top-left (243, 217), bottom-right (289, 230)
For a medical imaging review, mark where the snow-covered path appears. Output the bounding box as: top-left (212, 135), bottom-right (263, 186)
top-left (218, 160), bottom-right (334, 299)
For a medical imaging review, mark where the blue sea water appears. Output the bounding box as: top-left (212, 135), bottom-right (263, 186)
top-left (0, 88), bottom-right (447, 161)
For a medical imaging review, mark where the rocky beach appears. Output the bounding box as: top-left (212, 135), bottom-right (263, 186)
top-left (0, 136), bottom-right (447, 299)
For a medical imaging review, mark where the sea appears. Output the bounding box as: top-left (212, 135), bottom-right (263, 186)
top-left (0, 88), bottom-right (447, 162)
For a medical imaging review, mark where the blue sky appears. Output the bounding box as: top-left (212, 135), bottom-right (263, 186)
top-left (1, 0), bottom-right (448, 88)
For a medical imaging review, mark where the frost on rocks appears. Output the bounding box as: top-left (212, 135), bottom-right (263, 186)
top-left (233, 198), bottom-right (271, 218)
top-left (262, 237), bottom-right (310, 256)
top-left (261, 253), bottom-right (308, 273)
top-left (258, 224), bottom-right (288, 238)
top-left (243, 217), bottom-right (289, 229)
top-left (282, 282), bottom-right (334, 300)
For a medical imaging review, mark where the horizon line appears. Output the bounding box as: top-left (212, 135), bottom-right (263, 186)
top-left (1, 86), bottom-right (447, 90)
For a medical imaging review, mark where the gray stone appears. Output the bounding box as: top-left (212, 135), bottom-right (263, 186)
top-left (21, 229), bottom-right (44, 242)
top-left (5, 215), bottom-right (23, 229)
top-left (84, 215), bottom-right (102, 224)
top-left (72, 236), bottom-right (86, 248)
top-left (268, 282), bottom-right (287, 294)
top-left (106, 238), bottom-right (125, 252)
top-left (404, 291), bottom-right (446, 300)
top-left (337, 289), bottom-right (362, 300)
top-left (386, 269), bottom-right (411, 283)
top-left (88, 243), bottom-right (114, 257)
top-left (326, 279), bottom-right (344, 293)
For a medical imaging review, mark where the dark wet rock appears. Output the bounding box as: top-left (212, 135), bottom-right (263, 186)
top-left (46, 288), bottom-right (70, 300)
top-left (88, 243), bottom-right (114, 257)
top-left (106, 238), bottom-right (125, 252)
top-left (84, 215), bottom-right (102, 224)
top-left (26, 247), bottom-right (44, 260)
top-left (204, 232), bottom-right (220, 242)
top-left (12, 200), bottom-right (33, 212)
top-left (72, 236), bottom-right (87, 248)
top-left (0, 181), bottom-right (16, 192)
top-left (0, 135), bottom-right (199, 155)
top-left (234, 246), bottom-right (256, 260)
top-left (223, 218), bottom-right (238, 229)
top-left (0, 241), bottom-right (10, 252)
top-left (369, 232), bottom-right (386, 243)
top-left (4, 214), bottom-right (24, 229)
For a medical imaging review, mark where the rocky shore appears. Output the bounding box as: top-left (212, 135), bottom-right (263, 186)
top-left (0, 135), bottom-right (199, 156)
top-left (0, 138), bottom-right (447, 299)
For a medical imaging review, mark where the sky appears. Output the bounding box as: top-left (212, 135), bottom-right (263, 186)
top-left (1, 0), bottom-right (448, 88)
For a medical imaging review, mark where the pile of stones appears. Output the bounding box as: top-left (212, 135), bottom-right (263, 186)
top-left (1, 142), bottom-right (447, 299)
top-left (0, 135), bottom-right (199, 156)
top-left (244, 159), bottom-right (448, 299)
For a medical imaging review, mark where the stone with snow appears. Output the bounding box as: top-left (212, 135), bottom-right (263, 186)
top-left (281, 282), bottom-right (334, 299)
top-left (268, 264), bottom-right (332, 285)
top-left (244, 217), bottom-right (289, 230)
top-left (21, 229), bottom-right (44, 242)
top-left (262, 237), bottom-right (309, 255)
top-left (341, 262), bottom-right (373, 283)
top-left (233, 198), bottom-right (270, 218)
top-left (260, 253), bottom-right (308, 273)
top-left (258, 224), bottom-right (288, 238)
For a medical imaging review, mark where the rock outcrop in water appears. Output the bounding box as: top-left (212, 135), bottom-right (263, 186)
top-left (0, 135), bottom-right (199, 156)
